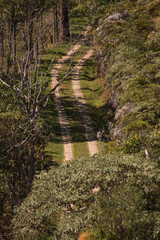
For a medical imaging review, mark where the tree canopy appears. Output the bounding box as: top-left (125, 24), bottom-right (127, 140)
top-left (13, 154), bottom-right (160, 240)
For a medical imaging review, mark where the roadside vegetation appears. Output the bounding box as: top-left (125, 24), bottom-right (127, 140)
top-left (13, 154), bottom-right (160, 240)
top-left (80, 57), bottom-right (114, 154)
top-left (93, 0), bottom-right (160, 160)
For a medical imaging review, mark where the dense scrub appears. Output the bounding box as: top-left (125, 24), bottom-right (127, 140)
top-left (93, 0), bottom-right (160, 159)
top-left (12, 154), bottom-right (160, 240)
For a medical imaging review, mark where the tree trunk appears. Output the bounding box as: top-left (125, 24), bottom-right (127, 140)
top-left (6, 5), bottom-right (15, 74)
top-left (7, 181), bottom-right (14, 213)
top-left (6, 22), bottom-right (13, 74)
top-left (53, 6), bottom-right (59, 43)
top-left (27, 121), bottom-right (36, 188)
top-left (59, 1), bottom-right (70, 42)
top-left (0, 10), bottom-right (4, 68)
top-left (13, 20), bottom-right (17, 74)
top-left (28, 17), bottom-right (33, 65)
top-left (28, 142), bottom-right (35, 188)
top-left (62, 1), bottom-right (70, 41)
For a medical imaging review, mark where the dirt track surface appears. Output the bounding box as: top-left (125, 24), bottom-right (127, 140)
top-left (51, 28), bottom-right (98, 161)
top-left (71, 49), bottom-right (99, 156)
top-left (51, 44), bottom-right (81, 161)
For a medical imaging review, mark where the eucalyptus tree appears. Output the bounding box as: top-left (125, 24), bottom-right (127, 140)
top-left (0, 9), bottom-right (4, 67)
top-left (0, 0), bottom-right (56, 227)
top-left (12, 154), bottom-right (160, 240)
top-left (0, 0), bottom-right (86, 215)
top-left (0, 0), bottom-right (88, 238)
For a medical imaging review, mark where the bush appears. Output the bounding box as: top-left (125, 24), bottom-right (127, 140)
top-left (12, 154), bottom-right (160, 240)
top-left (94, 0), bottom-right (160, 158)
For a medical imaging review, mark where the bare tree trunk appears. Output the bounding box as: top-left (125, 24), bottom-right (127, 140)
top-left (28, 141), bottom-right (35, 188)
top-left (0, 10), bottom-right (4, 68)
top-left (39, 13), bottom-right (45, 50)
top-left (0, 198), bottom-right (4, 213)
top-left (38, 14), bottom-right (42, 50)
top-left (6, 5), bottom-right (15, 74)
top-left (53, 6), bottom-right (58, 43)
top-left (21, 6), bottom-right (28, 53)
top-left (7, 181), bottom-right (14, 213)
top-left (6, 23), bottom-right (13, 74)
top-left (27, 120), bottom-right (36, 188)
top-left (13, 20), bottom-right (17, 74)
top-left (34, 37), bottom-right (38, 60)
top-left (62, 1), bottom-right (70, 41)
top-left (59, 1), bottom-right (70, 42)
top-left (59, 3), bottom-right (63, 42)
top-left (28, 17), bottom-right (33, 65)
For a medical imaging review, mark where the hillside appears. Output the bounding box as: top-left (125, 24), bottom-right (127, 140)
top-left (93, 0), bottom-right (160, 159)
top-left (0, 0), bottom-right (160, 239)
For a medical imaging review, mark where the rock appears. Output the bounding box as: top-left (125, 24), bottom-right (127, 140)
top-left (115, 103), bottom-right (136, 121)
top-left (107, 11), bottom-right (129, 21)
top-left (112, 103), bottom-right (136, 138)
top-left (112, 125), bottom-right (123, 138)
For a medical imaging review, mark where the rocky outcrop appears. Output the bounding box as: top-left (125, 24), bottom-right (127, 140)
top-left (107, 11), bottom-right (129, 21)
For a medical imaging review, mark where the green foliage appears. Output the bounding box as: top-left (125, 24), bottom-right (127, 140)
top-left (12, 154), bottom-right (160, 240)
top-left (92, 184), bottom-right (157, 240)
top-left (125, 120), bottom-right (150, 133)
top-left (94, 0), bottom-right (160, 158)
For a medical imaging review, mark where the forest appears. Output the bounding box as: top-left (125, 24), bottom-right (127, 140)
top-left (0, 0), bottom-right (160, 239)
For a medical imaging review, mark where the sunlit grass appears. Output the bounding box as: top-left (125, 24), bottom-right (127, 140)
top-left (58, 46), bottom-right (90, 159)
top-left (40, 10), bottom-right (92, 163)
top-left (79, 57), bottom-right (111, 155)
top-left (70, 12), bottom-right (88, 40)
top-left (40, 44), bottom-right (74, 165)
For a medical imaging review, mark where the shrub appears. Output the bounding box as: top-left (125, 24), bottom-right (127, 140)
top-left (12, 154), bottom-right (160, 240)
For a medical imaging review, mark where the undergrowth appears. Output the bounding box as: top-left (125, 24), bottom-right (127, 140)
top-left (94, 0), bottom-right (160, 160)
top-left (79, 57), bottom-right (114, 155)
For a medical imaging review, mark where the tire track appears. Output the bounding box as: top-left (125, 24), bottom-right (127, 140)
top-left (51, 26), bottom-right (98, 161)
top-left (51, 44), bottom-right (81, 161)
top-left (71, 49), bottom-right (99, 156)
